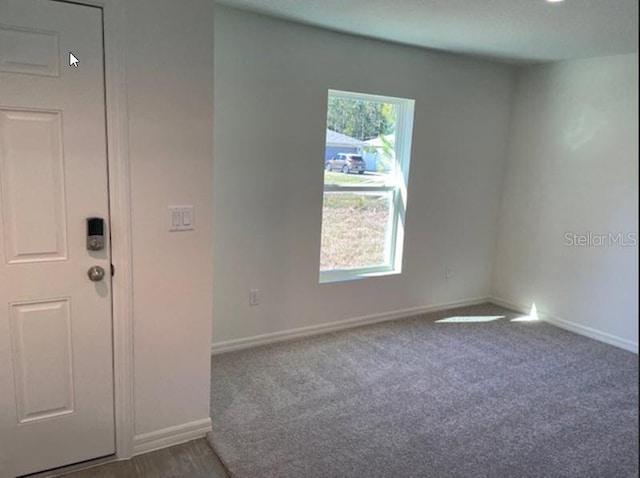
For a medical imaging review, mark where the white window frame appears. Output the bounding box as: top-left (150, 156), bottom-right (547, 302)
top-left (320, 89), bottom-right (415, 283)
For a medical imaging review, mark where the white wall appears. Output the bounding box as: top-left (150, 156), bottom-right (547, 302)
top-left (124, 0), bottom-right (214, 437)
top-left (212, 7), bottom-right (514, 345)
top-left (492, 54), bottom-right (639, 351)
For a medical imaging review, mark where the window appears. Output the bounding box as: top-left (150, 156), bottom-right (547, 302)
top-left (320, 89), bottom-right (415, 283)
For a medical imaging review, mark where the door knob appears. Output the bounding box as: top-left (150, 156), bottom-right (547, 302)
top-left (88, 265), bottom-right (105, 282)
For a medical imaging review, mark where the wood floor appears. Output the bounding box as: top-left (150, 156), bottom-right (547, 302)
top-left (41, 439), bottom-right (230, 478)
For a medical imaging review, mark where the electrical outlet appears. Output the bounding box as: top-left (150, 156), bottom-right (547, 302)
top-left (445, 266), bottom-right (454, 279)
top-left (249, 289), bottom-right (260, 306)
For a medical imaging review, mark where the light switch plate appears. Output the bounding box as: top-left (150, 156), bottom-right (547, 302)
top-left (168, 206), bottom-right (194, 231)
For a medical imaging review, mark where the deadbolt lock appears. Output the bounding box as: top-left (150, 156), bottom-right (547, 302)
top-left (87, 217), bottom-right (105, 251)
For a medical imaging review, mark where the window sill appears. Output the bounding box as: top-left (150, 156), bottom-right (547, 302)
top-left (319, 267), bottom-right (401, 284)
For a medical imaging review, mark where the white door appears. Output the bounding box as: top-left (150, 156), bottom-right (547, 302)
top-left (0, 1), bottom-right (114, 476)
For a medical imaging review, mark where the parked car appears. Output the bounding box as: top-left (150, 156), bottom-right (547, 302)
top-left (325, 153), bottom-right (366, 174)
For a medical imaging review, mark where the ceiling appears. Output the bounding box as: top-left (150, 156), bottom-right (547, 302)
top-left (214, 0), bottom-right (639, 64)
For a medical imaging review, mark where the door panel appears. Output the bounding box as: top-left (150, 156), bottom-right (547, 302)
top-left (0, 24), bottom-right (59, 77)
top-left (0, 109), bottom-right (68, 263)
top-left (0, 1), bottom-right (114, 476)
top-left (10, 298), bottom-right (74, 424)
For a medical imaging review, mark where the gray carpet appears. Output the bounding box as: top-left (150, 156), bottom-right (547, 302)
top-left (209, 303), bottom-right (638, 478)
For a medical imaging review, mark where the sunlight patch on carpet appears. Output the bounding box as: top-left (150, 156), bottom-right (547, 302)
top-left (435, 315), bottom-right (504, 323)
top-left (511, 302), bottom-right (540, 322)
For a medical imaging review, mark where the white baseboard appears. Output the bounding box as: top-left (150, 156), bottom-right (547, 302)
top-left (489, 296), bottom-right (639, 354)
top-left (488, 296), bottom-right (530, 315)
top-left (212, 296), bottom-right (491, 355)
top-left (133, 418), bottom-right (212, 456)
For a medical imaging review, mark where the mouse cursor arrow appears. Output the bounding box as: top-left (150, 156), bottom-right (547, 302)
top-left (69, 52), bottom-right (79, 67)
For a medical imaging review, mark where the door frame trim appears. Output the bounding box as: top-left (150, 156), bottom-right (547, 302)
top-left (55, 0), bottom-right (135, 459)
top-left (102, 0), bottom-right (135, 459)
